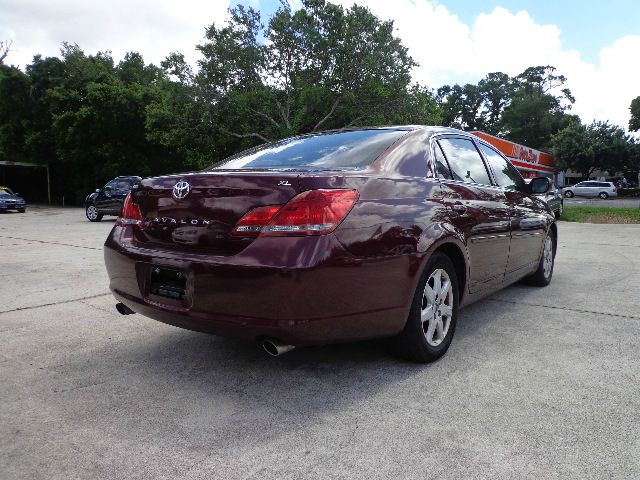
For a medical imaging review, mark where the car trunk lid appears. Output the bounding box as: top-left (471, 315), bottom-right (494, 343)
top-left (131, 171), bottom-right (301, 255)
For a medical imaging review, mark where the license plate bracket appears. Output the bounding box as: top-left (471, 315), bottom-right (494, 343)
top-left (149, 267), bottom-right (187, 300)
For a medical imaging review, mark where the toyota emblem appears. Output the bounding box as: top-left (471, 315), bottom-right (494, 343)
top-left (172, 180), bottom-right (190, 200)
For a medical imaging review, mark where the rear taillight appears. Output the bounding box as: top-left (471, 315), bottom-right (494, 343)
top-left (231, 205), bottom-right (282, 237)
top-left (231, 189), bottom-right (358, 237)
top-left (117, 192), bottom-right (143, 226)
top-left (613, 186), bottom-right (617, 192)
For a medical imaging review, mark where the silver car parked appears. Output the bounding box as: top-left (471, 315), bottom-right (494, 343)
top-left (563, 181), bottom-right (618, 199)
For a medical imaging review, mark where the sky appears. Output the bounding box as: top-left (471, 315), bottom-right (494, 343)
top-left (1, 0), bottom-right (639, 129)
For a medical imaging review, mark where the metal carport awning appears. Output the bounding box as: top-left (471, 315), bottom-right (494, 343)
top-left (0, 160), bottom-right (51, 204)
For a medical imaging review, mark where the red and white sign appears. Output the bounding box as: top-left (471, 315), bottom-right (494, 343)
top-left (512, 144), bottom-right (540, 164)
top-left (471, 131), bottom-right (554, 176)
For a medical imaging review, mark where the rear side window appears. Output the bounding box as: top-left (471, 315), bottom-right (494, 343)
top-left (210, 130), bottom-right (408, 170)
top-left (597, 182), bottom-right (611, 187)
top-left (433, 143), bottom-right (453, 179)
top-left (478, 143), bottom-right (524, 191)
top-left (437, 137), bottom-right (492, 185)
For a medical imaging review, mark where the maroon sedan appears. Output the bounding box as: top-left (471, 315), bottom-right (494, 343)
top-left (105, 126), bottom-right (556, 362)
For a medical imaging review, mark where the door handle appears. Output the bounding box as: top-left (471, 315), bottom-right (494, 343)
top-left (452, 202), bottom-right (467, 213)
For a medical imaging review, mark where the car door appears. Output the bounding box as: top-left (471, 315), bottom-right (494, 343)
top-left (578, 181), bottom-right (597, 197)
top-left (109, 179), bottom-right (132, 213)
top-left (433, 135), bottom-right (511, 293)
top-left (93, 184), bottom-right (111, 212)
top-left (100, 179), bottom-right (131, 214)
top-left (477, 142), bottom-right (548, 274)
top-left (572, 182), bottom-right (586, 197)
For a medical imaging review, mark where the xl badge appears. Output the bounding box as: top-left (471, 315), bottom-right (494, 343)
top-left (172, 180), bottom-right (190, 200)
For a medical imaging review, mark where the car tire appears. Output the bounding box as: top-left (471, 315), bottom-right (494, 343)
top-left (564, 190), bottom-right (574, 198)
top-left (598, 192), bottom-right (609, 199)
top-left (395, 252), bottom-right (459, 363)
top-left (523, 230), bottom-right (555, 287)
top-left (86, 204), bottom-right (103, 222)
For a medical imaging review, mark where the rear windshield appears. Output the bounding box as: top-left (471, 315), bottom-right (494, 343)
top-left (210, 129), bottom-right (408, 170)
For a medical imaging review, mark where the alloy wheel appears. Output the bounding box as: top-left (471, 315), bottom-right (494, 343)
top-left (87, 205), bottom-right (98, 220)
top-left (420, 268), bottom-right (454, 347)
top-left (543, 236), bottom-right (553, 279)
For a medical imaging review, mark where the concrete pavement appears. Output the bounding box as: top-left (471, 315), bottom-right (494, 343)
top-left (2, 207), bottom-right (639, 479)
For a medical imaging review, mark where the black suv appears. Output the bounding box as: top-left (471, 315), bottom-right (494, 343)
top-left (85, 176), bottom-right (141, 222)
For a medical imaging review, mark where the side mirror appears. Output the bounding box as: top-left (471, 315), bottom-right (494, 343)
top-left (95, 188), bottom-right (100, 193)
top-left (530, 177), bottom-right (551, 194)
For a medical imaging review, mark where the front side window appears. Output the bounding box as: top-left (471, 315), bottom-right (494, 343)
top-left (106, 179), bottom-right (134, 191)
top-left (478, 143), bottom-right (524, 191)
top-left (437, 137), bottom-right (492, 185)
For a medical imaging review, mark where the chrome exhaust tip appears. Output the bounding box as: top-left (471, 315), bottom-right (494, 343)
top-left (115, 302), bottom-right (135, 316)
top-left (262, 338), bottom-right (295, 357)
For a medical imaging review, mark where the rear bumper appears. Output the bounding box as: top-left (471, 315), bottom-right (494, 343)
top-left (104, 226), bottom-right (415, 345)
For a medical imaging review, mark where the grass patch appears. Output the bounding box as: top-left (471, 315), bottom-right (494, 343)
top-left (561, 206), bottom-right (640, 224)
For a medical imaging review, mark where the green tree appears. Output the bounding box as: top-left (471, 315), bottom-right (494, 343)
top-left (437, 72), bottom-right (514, 134)
top-left (182, 0), bottom-right (426, 159)
top-left (501, 66), bottom-right (576, 149)
top-left (630, 96), bottom-right (640, 131)
top-left (552, 120), bottom-right (634, 179)
top-left (477, 72), bottom-right (513, 134)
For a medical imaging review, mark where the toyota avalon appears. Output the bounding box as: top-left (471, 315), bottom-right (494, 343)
top-left (104, 126), bottom-right (557, 362)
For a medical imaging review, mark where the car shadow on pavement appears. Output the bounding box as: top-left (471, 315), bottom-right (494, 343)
top-left (35, 298), bottom-right (508, 462)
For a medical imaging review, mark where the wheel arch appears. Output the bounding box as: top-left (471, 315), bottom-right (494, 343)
top-left (433, 242), bottom-right (467, 303)
top-left (416, 226), bottom-right (469, 305)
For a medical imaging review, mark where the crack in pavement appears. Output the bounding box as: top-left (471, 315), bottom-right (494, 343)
top-left (487, 298), bottom-right (640, 321)
top-left (0, 235), bottom-right (102, 251)
top-left (0, 293), bottom-right (112, 315)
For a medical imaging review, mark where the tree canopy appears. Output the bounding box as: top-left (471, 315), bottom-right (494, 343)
top-left (630, 96), bottom-right (640, 132)
top-left (0, 0), bottom-right (637, 203)
top-left (552, 120), bottom-right (637, 179)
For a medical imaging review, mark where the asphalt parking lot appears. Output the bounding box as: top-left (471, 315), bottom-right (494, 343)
top-left (2, 206), bottom-right (640, 479)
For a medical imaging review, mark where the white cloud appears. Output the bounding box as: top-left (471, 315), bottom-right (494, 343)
top-left (333, 0), bottom-right (639, 128)
top-left (0, 0), bottom-right (230, 69)
top-left (2, 0), bottom-right (638, 129)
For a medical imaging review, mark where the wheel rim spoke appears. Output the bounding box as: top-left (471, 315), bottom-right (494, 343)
top-left (435, 318), bottom-right (444, 340)
top-left (420, 305), bottom-right (434, 324)
top-left (424, 285), bottom-right (436, 303)
top-left (433, 273), bottom-right (441, 298)
top-left (440, 279), bottom-right (450, 298)
top-left (425, 317), bottom-right (437, 343)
